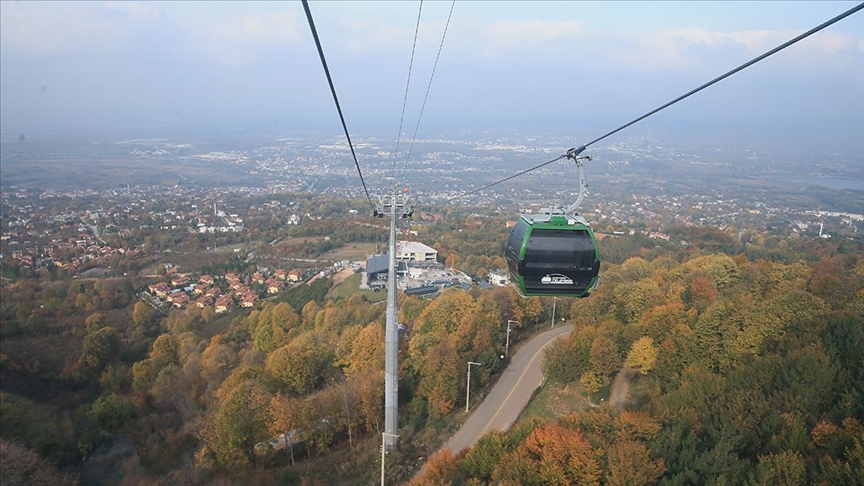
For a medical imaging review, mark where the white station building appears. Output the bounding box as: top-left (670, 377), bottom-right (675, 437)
top-left (396, 241), bottom-right (438, 262)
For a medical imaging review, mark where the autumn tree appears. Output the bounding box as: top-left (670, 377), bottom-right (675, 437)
top-left (132, 334), bottom-right (181, 391)
top-left (200, 335), bottom-right (236, 389)
top-left (605, 439), bottom-right (665, 485)
top-left (343, 323), bottom-right (384, 376)
top-left (580, 371), bottom-right (604, 394)
top-left (683, 273), bottom-right (717, 313)
top-left (417, 337), bottom-right (462, 417)
top-left (627, 337), bottom-right (657, 375)
top-left (411, 448), bottom-right (464, 486)
top-left (0, 440), bottom-right (79, 486)
top-left (694, 301), bottom-right (741, 372)
top-left (513, 295), bottom-right (543, 326)
top-left (518, 423), bottom-right (602, 485)
top-left (589, 335), bottom-right (620, 377)
top-left (612, 279), bottom-right (661, 325)
top-left (203, 379), bottom-right (271, 469)
top-left (268, 393), bottom-right (301, 465)
top-left (637, 302), bottom-right (695, 345)
top-left (347, 368), bottom-right (383, 432)
top-left (266, 332), bottom-right (333, 394)
top-left (132, 302), bottom-right (153, 328)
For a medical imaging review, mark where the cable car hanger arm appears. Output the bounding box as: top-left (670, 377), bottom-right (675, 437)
top-left (564, 151), bottom-right (592, 216)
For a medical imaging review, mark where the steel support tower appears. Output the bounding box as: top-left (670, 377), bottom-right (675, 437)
top-left (375, 193), bottom-right (412, 449)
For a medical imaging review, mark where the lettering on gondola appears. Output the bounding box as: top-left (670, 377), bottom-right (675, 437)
top-left (541, 274), bottom-right (574, 285)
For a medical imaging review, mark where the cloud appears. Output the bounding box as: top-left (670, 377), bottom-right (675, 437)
top-left (0, 2), bottom-right (304, 67)
top-left (197, 11), bottom-right (305, 66)
top-left (341, 18), bottom-right (455, 56)
top-left (480, 20), bottom-right (584, 56)
top-left (515, 24), bottom-right (864, 78)
top-left (100, 1), bottom-right (162, 18)
top-left (0, 2), bottom-right (128, 55)
top-left (642, 27), bottom-right (863, 68)
top-left (345, 23), bottom-right (414, 53)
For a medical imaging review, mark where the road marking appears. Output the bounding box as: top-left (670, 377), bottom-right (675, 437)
top-left (479, 329), bottom-right (569, 436)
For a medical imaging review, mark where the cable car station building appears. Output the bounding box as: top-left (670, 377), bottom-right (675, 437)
top-left (365, 241), bottom-right (440, 291)
top-left (395, 241), bottom-right (438, 263)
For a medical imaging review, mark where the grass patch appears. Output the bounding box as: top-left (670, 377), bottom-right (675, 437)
top-left (327, 273), bottom-right (386, 303)
top-left (596, 383), bottom-right (612, 402)
top-left (518, 380), bottom-right (592, 424)
top-left (319, 242), bottom-right (379, 262)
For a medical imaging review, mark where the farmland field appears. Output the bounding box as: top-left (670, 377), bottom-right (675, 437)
top-left (318, 242), bottom-right (379, 262)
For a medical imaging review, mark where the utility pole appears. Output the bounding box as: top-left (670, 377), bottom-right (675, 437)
top-left (375, 191), bottom-right (412, 450)
top-left (380, 432), bottom-right (399, 486)
top-left (550, 297), bottom-right (558, 329)
top-left (466, 361), bottom-right (482, 413)
top-left (506, 320), bottom-right (519, 358)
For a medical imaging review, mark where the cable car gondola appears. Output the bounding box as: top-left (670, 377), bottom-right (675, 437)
top-left (506, 149), bottom-right (600, 297)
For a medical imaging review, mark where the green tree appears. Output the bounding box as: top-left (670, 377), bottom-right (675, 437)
top-left (88, 393), bottom-right (131, 434)
top-left (80, 327), bottom-right (121, 370)
top-left (0, 393), bottom-right (62, 461)
top-left (461, 431), bottom-right (511, 481)
top-left (752, 451), bottom-right (807, 486)
top-left (543, 327), bottom-right (594, 384)
top-left (84, 312), bottom-right (109, 333)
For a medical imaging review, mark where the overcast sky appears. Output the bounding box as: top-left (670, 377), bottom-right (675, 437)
top-left (1, 1), bottom-right (863, 144)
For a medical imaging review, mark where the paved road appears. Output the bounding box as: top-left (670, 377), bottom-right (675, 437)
top-left (443, 324), bottom-right (573, 455)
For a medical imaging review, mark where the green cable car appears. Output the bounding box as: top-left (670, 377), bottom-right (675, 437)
top-left (505, 151), bottom-right (600, 297)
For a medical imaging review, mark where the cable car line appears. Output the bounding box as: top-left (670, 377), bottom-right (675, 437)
top-left (398, 0), bottom-right (457, 189)
top-left (389, 1), bottom-right (424, 188)
top-left (301, 0), bottom-right (374, 208)
top-left (452, 1), bottom-right (864, 201)
top-left (453, 152), bottom-right (569, 200)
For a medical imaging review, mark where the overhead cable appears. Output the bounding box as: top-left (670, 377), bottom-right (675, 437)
top-left (302, 0), bottom-right (374, 207)
top-left (398, 0), bottom-right (457, 189)
top-left (389, 1), bottom-right (425, 188)
top-left (453, 1), bottom-right (864, 200)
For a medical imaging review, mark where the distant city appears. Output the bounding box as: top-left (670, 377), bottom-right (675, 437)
top-left (2, 130), bottom-right (861, 243)
top-left (1, 131), bottom-right (861, 277)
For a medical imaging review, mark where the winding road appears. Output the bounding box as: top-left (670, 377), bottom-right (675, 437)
top-left (443, 324), bottom-right (573, 455)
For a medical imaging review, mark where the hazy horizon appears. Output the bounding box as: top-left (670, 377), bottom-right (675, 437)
top-left (2, 1), bottom-right (863, 151)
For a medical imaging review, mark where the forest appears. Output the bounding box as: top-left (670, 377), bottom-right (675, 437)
top-left (1, 218), bottom-right (862, 484)
top-left (415, 250), bottom-right (863, 485)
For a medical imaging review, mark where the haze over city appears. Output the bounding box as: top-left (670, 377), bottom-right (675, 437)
top-left (1, 1), bottom-right (863, 150)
